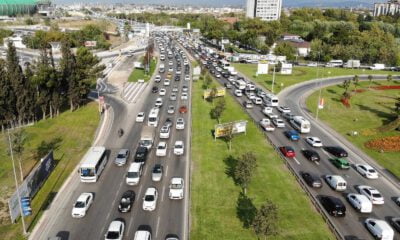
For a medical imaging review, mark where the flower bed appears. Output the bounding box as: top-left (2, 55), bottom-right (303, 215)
top-left (365, 136), bottom-right (400, 152)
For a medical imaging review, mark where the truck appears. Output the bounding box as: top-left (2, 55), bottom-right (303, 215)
top-left (139, 126), bottom-right (155, 150)
top-left (344, 60), bottom-right (360, 68)
top-left (370, 63), bottom-right (385, 70)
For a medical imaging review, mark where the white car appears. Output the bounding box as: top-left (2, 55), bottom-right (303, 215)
top-left (159, 88), bottom-right (166, 96)
top-left (142, 187), bottom-right (158, 211)
top-left (173, 141), bottom-right (184, 155)
top-left (259, 119), bottom-right (275, 132)
top-left (234, 90), bottom-right (243, 97)
top-left (265, 112), bottom-right (278, 119)
top-left (272, 118), bottom-right (285, 128)
top-left (169, 177), bottom-right (184, 200)
top-left (306, 137), bottom-right (323, 147)
top-left (160, 126), bottom-right (170, 139)
top-left (167, 105), bottom-right (175, 114)
top-left (170, 93), bottom-right (177, 101)
top-left (181, 93), bottom-right (188, 100)
top-left (358, 185), bottom-right (384, 205)
top-left (277, 106), bottom-right (291, 113)
top-left (155, 97), bottom-right (163, 107)
top-left (176, 118), bottom-right (185, 130)
top-left (356, 164), bottom-right (379, 179)
top-left (104, 220), bottom-right (124, 240)
top-left (364, 218), bottom-right (394, 240)
top-left (346, 193), bottom-right (373, 213)
top-left (156, 142), bottom-right (167, 156)
top-left (184, 75), bottom-right (190, 81)
top-left (136, 112), bottom-right (145, 122)
top-left (215, 73), bottom-right (221, 78)
top-left (168, 67), bottom-right (174, 72)
top-left (262, 107), bottom-right (273, 115)
top-left (155, 75), bottom-right (161, 82)
top-left (164, 79), bottom-right (170, 86)
top-left (172, 87), bottom-right (179, 92)
top-left (71, 192), bottom-right (94, 218)
top-left (252, 97), bottom-right (263, 105)
top-left (169, 60), bottom-right (173, 66)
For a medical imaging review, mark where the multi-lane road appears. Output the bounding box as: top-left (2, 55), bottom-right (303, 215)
top-left (30, 33), bottom-right (191, 240)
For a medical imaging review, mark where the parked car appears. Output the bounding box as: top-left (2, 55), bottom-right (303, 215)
top-left (358, 185), bottom-right (384, 205)
top-left (319, 195), bottom-right (346, 217)
top-left (71, 192), bottom-right (94, 218)
top-left (329, 158), bottom-right (350, 170)
top-left (284, 130), bottom-right (300, 141)
top-left (279, 146), bottom-right (295, 158)
top-left (356, 164), bottom-right (379, 179)
top-left (118, 190), bottom-right (135, 213)
top-left (105, 220), bottom-right (125, 240)
top-left (301, 172), bottom-right (322, 188)
top-left (301, 149), bottom-right (320, 162)
top-left (306, 137), bottom-right (323, 147)
top-left (323, 146), bottom-right (348, 157)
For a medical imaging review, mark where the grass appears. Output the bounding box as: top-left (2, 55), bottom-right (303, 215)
top-left (190, 77), bottom-right (334, 239)
top-left (128, 57), bottom-right (157, 83)
top-left (306, 80), bottom-right (400, 177)
top-left (0, 102), bottom-right (99, 239)
top-left (233, 64), bottom-right (399, 94)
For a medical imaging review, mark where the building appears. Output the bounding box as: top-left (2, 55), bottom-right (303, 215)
top-left (0, 0), bottom-right (51, 16)
top-left (246, 0), bottom-right (282, 21)
top-left (374, 0), bottom-right (400, 16)
top-left (278, 34), bottom-right (311, 57)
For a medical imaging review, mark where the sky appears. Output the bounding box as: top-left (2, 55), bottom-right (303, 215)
top-left (53, 0), bottom-right (381, 7)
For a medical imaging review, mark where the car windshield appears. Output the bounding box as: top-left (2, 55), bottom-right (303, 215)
top-left (106, 231), bottom-right (120, 239)
top-left (368, 169), bottom-right (376, 173)
top-left (372, 193), bottom-right (382, 198)
top-left (145, 195), bottom-right (155, 201)
top-left (127, 172), bottom-right (139, 178)
top-left (175, 144), bottom-right (182, 149)
top-left (153, 168), bottom-right (161, 173)
top-left (171, 184), bottom-right (182, 189)
top-left (117, 154), bottom-right (126, 158)
top-left (158, 145), bottom-right (165, 149)
top-left (80, 168), bottom-right (95, 177)
top-left (74, 201), bottom-right (85, 208)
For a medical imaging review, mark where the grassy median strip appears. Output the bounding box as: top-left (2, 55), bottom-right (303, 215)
top-left (0, 102), bottom-right (99, 239)
top-left (306, 80), bottom-right (400, 177)
top-left (190, 79), bottom-right (334, 239)
top-left (233, 64), bottom-right (397, 93)
top-left (128, 57), bottom-right (157, 82)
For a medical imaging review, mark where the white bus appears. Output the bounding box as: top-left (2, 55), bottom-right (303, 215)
top-left (79, 146), bottom-right (107, 183)
top-left (263, 93), bottom-right (279, 107)
top-left (148, 107), bottom-right (160, 127)
top-left (219, 59), bottom-right (230, 70)
top-left (290, 116), bottom-right (311, 133)
top-left (235, 79), bottom-right (247, 90)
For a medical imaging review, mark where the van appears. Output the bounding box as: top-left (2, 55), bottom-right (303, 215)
top-left (126, 163), bottom-right (142, 185)
top-left (365, 218), bottom-right (394, 240)
top-left (134, 230), bottom-right (151, 240)
top-left (346, 193), bottom-right (372, 213)
top-left (325, 175), bottom-right (347, 191)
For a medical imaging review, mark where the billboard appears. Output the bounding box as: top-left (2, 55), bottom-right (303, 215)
top-left (8, 151), bottom-right (55, 222)
top-left (203, 87), bottom-right (226, 99)
top-left (84, 41), bottom-right (97, 47)
top-left (257, 61), bottom-right (268, 75)
top-left (215, 120), bottom-right (248, 138)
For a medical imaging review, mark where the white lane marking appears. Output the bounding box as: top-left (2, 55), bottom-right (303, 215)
top-left (165, 165), bottom-right (169, 177)
top-left (126, 216), bottom-right (134, 237)
top-left (293, 157), bottom-right (301, 165)
top-left (161, 185), bottom-right (166, 202)
top-left (315, 161), bottom-right (320, 166)
top-left (156, 216), bottom-right (161, 238)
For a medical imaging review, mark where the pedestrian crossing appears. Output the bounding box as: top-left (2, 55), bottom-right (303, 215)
top-left (121, 82), bottom-right (148, 103)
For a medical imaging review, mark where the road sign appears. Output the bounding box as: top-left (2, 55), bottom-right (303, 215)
top-left (21, 197), bottom-right (31, 216)
top-left (215, 120), bottom-right (247, 138)
top-left (203, 87), bottom-right (226, 99)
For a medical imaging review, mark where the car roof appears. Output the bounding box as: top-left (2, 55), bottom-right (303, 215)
top-left (122, 190), bottom-right (135, 198)
top-left (145, 187), bottom-right (156, 195)
top-left (108, 220), bottom-right (123, 231)
top-left (118, 149), bottom-right (128, 154)
top-left (77, 192), bottom-right (92, 202)
top-left (171, 177), bottom-right (183, 184)
top-left (175, 141), bottom-right (183, 145)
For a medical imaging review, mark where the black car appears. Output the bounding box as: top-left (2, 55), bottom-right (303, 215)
top-left (301, 172), bottom-right (322, 188)
top-left (165, 118), bottom-right (173, 127)
top-left (118, 190), bottom-right (135, 213)
top-left (152, 86), bottom-right (158, 93)
top-left (134, 146), bottom-right (148, 164)
top-left (323, 146), bottom-right (348, 158)
top-left (165, 234), bottom-right (179, 240)
top-left (319, 195), bottom-right (346, 217)
top-left (222, 72), bottom-right (230, 78)
top-left (391, 217), bottom-right (400, 233)
top-left (174, 76), bottom-right (181, 81)
top-left (301, 149), bottom-right (320, 162)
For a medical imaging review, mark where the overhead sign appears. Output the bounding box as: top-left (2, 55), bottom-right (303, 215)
top-left (84, 41), bottom-right (97, 47)
top-left (215, 120), bottom-right (248, 138)
top-left (203, 87), bottom-right (226, 99)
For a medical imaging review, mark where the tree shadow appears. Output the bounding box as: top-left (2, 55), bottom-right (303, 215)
top-left (35, 137), bottom-right (63, 160)
top-left (355, 104), bottom-right (396, 125)
top-left (236, 192), bottom-right (257, 228)
top-left (224, 155), bottom-right (238, 182)
top-left (326, 89), bottom-right (337, 95)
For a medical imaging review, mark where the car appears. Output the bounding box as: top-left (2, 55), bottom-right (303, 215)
top-left (283, 130), bottom-right (300, 141)
top-left (319, 195), bottom-right (346, 217)
top-left (301, 172), bottom-right (322, 188)
top-left (152, 86), bottom-right (158, 93)
top-left (136, 112), bottom-right (145, 122)
top-left (272, 118), bottom-right (285, 128)
top-left (155, 75), bottom-right (161, 82)
top-left (262, 107), bottom-right (273, 115)
top-left (160, 125), bottom-right (170, 139)
top-left (234, 89), bottom-right (243, 97)
top-left (164, 118), bottom-right (173, 127)
top-left (252, 97), bottom-right (263, 105)
top-left (181, 92), bottom-right (188, 100)
top-left (329, 158), bottom-right (350, 169)
top-left (169, 177), bottom-right (184, 200)
top-left (395, 197), bottom-right (400, 206)
top-left (184, 75), bottom-right (190, 81)
top-left (155, 97), bottom-right (163, 107)
top-left (152, 164), bottom-right (163, 182)
top-left (301, 149), bottom-right (320, 162)
top-left (164, 79), bottom-right (171, 86)
top-left (282, 112), bottom-right (295, 121)
top-left (174, 75), bottom-right (181, 81)
top-left (168, 67), bottom-right (174, 72)
top-left (71, 192), bottom-right (94, 218)
top-left (156, 142), bottom-right (167, 157)
top-left (323, 146), bottom-right (348, 157)
top-left (277, 106), bottom-right (291, 113)
top-left (358, 185), bottom-right (384, 204)
top-left (279, 146), bottom-right (295, 158)
top-left (134, 146), bottom-right (148, 164)
top-left (170, 93), bottom-right (177, 101)
top-left (244, 100), bottom-right (253, 109)
top-left (179, 106), bottom-right (188, 113)
top-left (265, 112), bottom-right (278, 119)
top-left (176, 118), bottom-right (185, 130)
top-left (105, 220), bottom-right (125, 240)
top-left (346, 193), bottom-right (373, 213)
top-left (306, 137), bottom-right (323, 147)
top-left (228, 76), bottom-right (235, 82)
top-left (365, 218), bottom-right (394, 239)
top-left (173, 141), bottom-right (184, 155)
top-left (159, 88), bottom-right (166, 96)
top-left (390, 217), bottom-right (400, 233)
top-left (215, 73), bottom-right (221, 78)
top-left (182, 85), bottom-right (188, 92)
top-left (167, 105), bottom-right (175, 114)
top-left (259, 118), bottom-right (275, 131)
top-left (169, 61), bottom-right (173, 66)
top-left (176, 69), bottom-right (181, 75)
top-left (115, 149), bottom-right (130, 166)
top-left (118, 190), bottom-right (135, 213)
top-left (165, 234), bottom-right (180, 240)
top-left (224, 83), bottom-right (232, 89)
top-left (172, 87), bottom-right (179, 92)
top-left (355, 164), bottom-right (379, 179)
top-left (142, 187), bottom-right (158, 211)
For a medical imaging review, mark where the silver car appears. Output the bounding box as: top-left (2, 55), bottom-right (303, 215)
top-left (152, 164), bottom-right (163, 182)
top-left (115, 149), bottom-right (129, 166)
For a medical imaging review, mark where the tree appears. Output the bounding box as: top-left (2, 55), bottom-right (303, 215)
top-left (252, 200), bottom-right (279, 240)
top-left (204, 73), bottom-right (212, 89)
top-left (10, 129), bottom-right (27, 182)
top-left (208, 86), bottom-right (218, 103)
top-left (342, 79), bottom-right (351, 99)
top-left (368, 75), bottom-right (373, 88)
top-left (234, 152), bottom-right (257, 195)
top-left (352, 75), bottom-right (359, 91)
top-left (273, 42), bottom-right (296, 61)
top-left (0, 59), bottom-right (15, 128)
top-left (60, 40), bottom-right (77, 113)
top-left (387, 74), bottom-right (393, 82)
top-left (210, 98), bottom-right (226, 123)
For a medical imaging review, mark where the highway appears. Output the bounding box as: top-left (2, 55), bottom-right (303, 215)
top-left (186, 41), bottom-right (400, 239)
top-left (29, 33), bottom-right (191, 240)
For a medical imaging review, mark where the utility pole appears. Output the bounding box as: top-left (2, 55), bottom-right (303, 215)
top-left (7, 128), bottom-right (27, 235)
top-left (271, 65), bottom-right (276, 93)
top-left (315, 51), bottom-right (321, 120)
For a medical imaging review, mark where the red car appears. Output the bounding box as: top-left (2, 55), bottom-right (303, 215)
top-left (279, 146), bottom-right (296, 158)
top-left (179, 106), bottom-right (188, 113)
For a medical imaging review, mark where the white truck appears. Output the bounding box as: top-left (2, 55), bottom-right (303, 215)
top-left (227, 66), bottom-right (237, 75)
top-left (139, 126), bottom-right (155, 150)
top-left (344, 60), bottom-right (360, 68)
top-left (370, 63), bottom-right (385, 70)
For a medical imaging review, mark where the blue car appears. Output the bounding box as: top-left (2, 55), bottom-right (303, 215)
top-left (284, 130), bottom-right (300, 141)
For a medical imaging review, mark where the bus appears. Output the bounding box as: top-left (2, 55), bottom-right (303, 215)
top-left (219, 59), bottom-right (230, 70)
top-left (79, 146), bottom-right (107, 183)
top-left (263, 93), bottom-right (279, 107)
top-left (148, 107), bottom-right (160, 127)
top-left (290, 116), bottom-right (311, 133)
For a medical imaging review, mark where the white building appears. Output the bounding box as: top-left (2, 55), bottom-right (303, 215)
top-left (246, 0), bottom-right (282, 21)
top-left (374, 0), bottom-right (400, 16)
